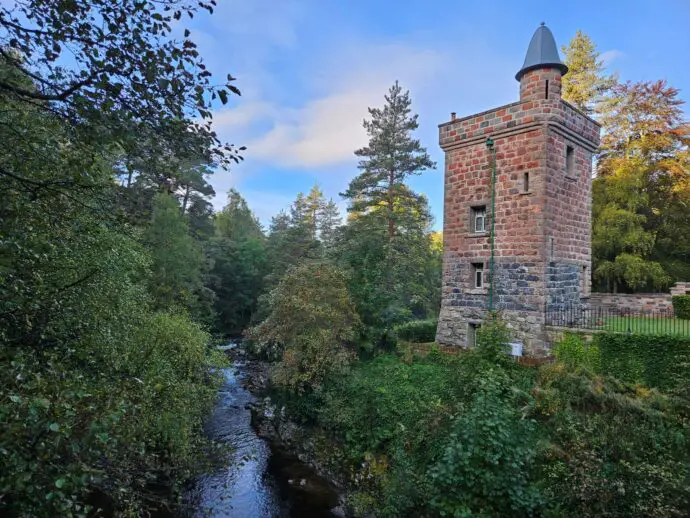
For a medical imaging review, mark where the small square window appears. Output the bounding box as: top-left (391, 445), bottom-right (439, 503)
top-left (471, 206), bottom-right (487, 233)
top-left (471, 262), bottom-right (484, 289)
top-left (566, 145), bottom-right (575, 177)
top-left (468, 322), bottom-right (481, 347)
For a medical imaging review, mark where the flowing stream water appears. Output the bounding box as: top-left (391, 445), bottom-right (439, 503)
top-left (184, 357), bottom-right (341, 517)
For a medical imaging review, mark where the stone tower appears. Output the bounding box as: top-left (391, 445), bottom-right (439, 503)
top-left (435, 23), bottom-right (601, 356)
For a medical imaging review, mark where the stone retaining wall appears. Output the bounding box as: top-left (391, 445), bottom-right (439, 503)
top-left (589, 293), bottom-right (672, 313)
top-left (671, 282), bottom-right (690, 296)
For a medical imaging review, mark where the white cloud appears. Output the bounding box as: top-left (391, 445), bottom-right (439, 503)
top-left (205, 27), bottom-right (517, 226)
top-left (212, 101), bottom-right (274, 130)
top-left (214, 44), bottom-right (446, 169)
top-left (600, 49), bottom-right (625, 66)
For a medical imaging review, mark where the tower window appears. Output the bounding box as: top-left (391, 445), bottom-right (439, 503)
top-left (523, 172), bottom-right (530, 193)
top-left (467, 322), bottom-right (481, 347)
top-left (471, 206), bottom-right (487, 233)
top-left (471, 262), bottom-right (484, 289)
top-left (545, 79), bottom-right (549, 100)
top-left (566, 145), bottom-right (575, 177)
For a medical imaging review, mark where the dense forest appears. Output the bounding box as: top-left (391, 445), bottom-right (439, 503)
top-left (1, 1), bottom-right (689, 517)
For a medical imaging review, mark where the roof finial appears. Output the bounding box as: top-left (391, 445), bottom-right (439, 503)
top-left (540, 21), bottom-right (545, 26)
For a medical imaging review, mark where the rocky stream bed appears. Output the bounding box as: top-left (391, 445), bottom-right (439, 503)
top-left (183, 345), bottom-right (347, 518)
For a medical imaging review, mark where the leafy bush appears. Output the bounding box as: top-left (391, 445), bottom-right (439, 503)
top-left (289, 313), bottom-right (690, 517)
top-left (428, 373), bottom-right (544, 516)
top-left (0, 165), bottom-right (226, 515)
top-left (246, 262), bottom-right (361, 394)
top-left (534, 364), bottom-right (690, 517)
top-left (672, 295), bottom-right (690, 319)
top-left (1, 307), bottom-right (225, 516)
top-left (393, 319), bottom-right (437, 343)
top-left (475, 311), bottom-right (513, 363)
top-left (595, 333), bottom-right (690, 392)
top-left (553, 332), bottom-right (601, 372)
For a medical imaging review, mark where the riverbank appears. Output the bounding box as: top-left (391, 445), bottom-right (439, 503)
top-left (183, 346), bottom-right (344, 517)
top-left (234, 335), bottom-right (690, 517)
top-left (235, 346), bottom-right (348, 517)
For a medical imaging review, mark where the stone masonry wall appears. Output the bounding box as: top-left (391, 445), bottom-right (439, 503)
top-left (546, 263), bottom-right (582, 308)
top-left (671, 282), bottom-right (690, 296)
top-left (587, 283), bottom-right (689, 314)
top-left (589, 293), bottom-right (673, 313)
top-left (436, 66), bottom-right (600, 356)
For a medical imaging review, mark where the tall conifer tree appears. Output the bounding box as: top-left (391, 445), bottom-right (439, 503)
top-left (342, 81), bottom-right (435, 244)
top-left (561, 30), bottom-right (616, 115)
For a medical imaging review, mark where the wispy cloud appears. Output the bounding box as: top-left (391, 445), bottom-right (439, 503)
top-left (600, 49), bottom-right (625, 66)
top-left (214, 43), bottom-right (446, 169)
top-left (203, 16), bottom-right (517, 228)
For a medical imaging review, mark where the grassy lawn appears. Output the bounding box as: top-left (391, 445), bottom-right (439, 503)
top-left (597, 316), bottom-right (690, 336)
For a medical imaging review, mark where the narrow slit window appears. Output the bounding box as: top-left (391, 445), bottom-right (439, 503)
top-left (523, 172), bottom-right (529, 192)
top-left (582, 265), bottom-right (588, 294)
top-left (471, 206), bottom-right (487, 233)
top-left (566, 145), bottom-right (575, 177)
top-left (471, 262), bottom-right (484, 289)
top-left (545, 79), bottom-right (549, 100)
top-left (467, 323), bottom-right (481, 347)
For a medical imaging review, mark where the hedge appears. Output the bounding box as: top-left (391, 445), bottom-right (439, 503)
top-left (595, 333), bottom-right (690, 392)
top-left (672, 295), bottom-right (690, 319)
top-left (394, 319), bottom-right (438, 343)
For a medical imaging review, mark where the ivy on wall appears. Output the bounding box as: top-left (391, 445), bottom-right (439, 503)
top-left (672, 295), bottom-right (690, 319)
top-left (595, 333), bottom-right (690, 392)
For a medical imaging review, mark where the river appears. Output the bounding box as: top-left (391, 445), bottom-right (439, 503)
top-left (183, 354), bottom-right (341, 518)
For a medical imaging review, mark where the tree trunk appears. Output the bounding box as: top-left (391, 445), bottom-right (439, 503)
top-left (181, 185), bottom-right (190, 215)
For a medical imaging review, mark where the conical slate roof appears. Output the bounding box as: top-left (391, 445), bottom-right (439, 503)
top-left (515, 23), bottom-right (568, 81)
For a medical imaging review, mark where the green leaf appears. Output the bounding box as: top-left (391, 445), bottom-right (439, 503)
top-left (49, 423), bottom-right (60, 432)
top-left (55, 478), bottom-right (66, 489)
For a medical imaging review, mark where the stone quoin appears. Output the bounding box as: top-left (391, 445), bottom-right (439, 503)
top-left (435, 23), bottom-right (601, 356)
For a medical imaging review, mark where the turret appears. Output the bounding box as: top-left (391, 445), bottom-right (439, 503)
top-left (516, 23), bottom-right (568, 103)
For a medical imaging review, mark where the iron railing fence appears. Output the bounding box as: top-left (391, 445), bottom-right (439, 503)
top-left (545, 304), bottom-right (690, 336)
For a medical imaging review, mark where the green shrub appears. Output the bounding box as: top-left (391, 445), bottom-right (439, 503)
top-left (475, 311), bottom-right (513, 363)
top-left (393, 319), bottom-right (437, 343)
top-left (553, 332), bottom-right (601, 372)
top-left (428, 373), bottom-right (544, 516)
top-left (534, 364), bottom-right (690, 517)
top-left (672, 295), bottom-right (690, 319)
top-left (595, 333), bottom-right (690, 391)
top-left (246, 263), bottom-right (361, 394)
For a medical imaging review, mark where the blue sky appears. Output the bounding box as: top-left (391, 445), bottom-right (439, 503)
top-left (186, 0), bottom-right (690, 230)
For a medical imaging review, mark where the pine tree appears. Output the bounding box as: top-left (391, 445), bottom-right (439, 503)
top-left (561, 31), bottom-right (617, 115)
top-left (304, 184), bottom-right (326, 240)
top-left (215, 188), bottom-right (264, 240)
top-left (209, 189), bottom-right (267, 335)
top-left (342, 81), bottom-right (435, 245)
top-left (263, 193), bottom-right (323, 293)
top-left (144, 192), bottom-right (207, 314)
top-left (338, 82), bottom-right (436, 328)
top-left (290, 192), bottom-right (307, 227)
top-left (319, 198), bottom-right (342, 250)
